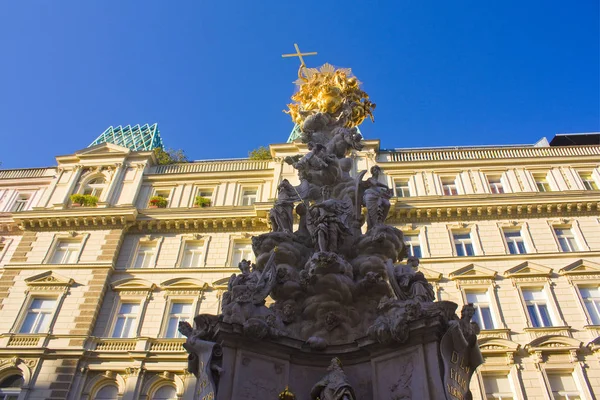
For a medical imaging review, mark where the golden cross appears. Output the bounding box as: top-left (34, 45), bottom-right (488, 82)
top-left (282, 43), bottom-right (317, 67)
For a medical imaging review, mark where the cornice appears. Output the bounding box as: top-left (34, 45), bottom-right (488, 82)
top-left (389, 192), bottom-right (599, 222)
top-left (418, 251), bottom-right (600, 266)
top-left (11, 207), bottom-right (138, 231)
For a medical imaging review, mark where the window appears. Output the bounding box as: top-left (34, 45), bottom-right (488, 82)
top-left (134, 243), bottom-right (157, 269)
top-left (466, 291), bottom-right (495, 330)
top-left (453, 232), bottom-right (474, 256)
top-left (165, 302), bottom-right (193, 338)
top-left (554, 228), bottom-right (579, 252)
top-left (241, 188), bottom-right (258, 206)
top-left (94, 384), bottom-right (118, 400)
top-left (231, 242), bottom-right (254, 266)
top-left (522, 288), bottom-right (553, 328)
top-left (180, 242), bottom-right (203, 268)
top-left (19, 298), bottom-right (56, 333)
top-left (579, 287), bottom-right (600, 325)
top-left (0, 375), bottom-right (23, 400)
top-left (404, 233), bottom-right (422, 258)
top-left (487, 176), bottom-right (504, 194)
top-left (504, 230), bottom-right (527, 254)
top-left (197, 188), bottom-right (213, 199)
top-left (394, 180), bottom-right (410, 197)
top-left (111, 303), bottom-right (140, 338)
top-left (49, 240), bottom-right (81, 264)
top-left (482, 374), bottom-right (514, 400)
top-left (534, 174), bottom-right (551, 192)
top-left (547, 373), bottom-right (581, 400)
top-left (83, 177), bottom-right (106, 198)
top-left (152, 385), bottom-right (177, 400)
top-left (11, 194), bottom-right (30, 212)
top-left (441, 178), bottom-right (458, 196)
top-left (153, 189), bottom-right (172, 207)
top-left (579, 173), bottom-right (598, 191)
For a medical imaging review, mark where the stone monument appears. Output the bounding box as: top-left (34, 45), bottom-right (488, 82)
top-left (179, 56), bottom-right (483, 399)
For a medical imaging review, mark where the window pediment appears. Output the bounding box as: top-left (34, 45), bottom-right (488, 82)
top-left (525, 335), bottom-right (582, 354)
top-left (504, 261), bottom-right (552, 279)
top-left (24, 271), bottom-right (74, 289)
top-left (559, 259), bottom-right (600, 277)
top-left (212, 277), bottom-right (230, 289)
top-left (478, 338), bottom-right (520, 355)
top-left (418, 267), bottom-right (442, 282)
top-left (160, 278), bottom-right (209, 291)
top-left (449, 264), bottom-right (497, 281)
top-left (111, 278), bottom-right (156, 293)
top-left (75, 143), bottom-right (131, 156)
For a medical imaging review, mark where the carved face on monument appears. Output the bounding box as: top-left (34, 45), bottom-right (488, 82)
top-left (461, 304), bottom-right (476, 320)
top-left (370, 165), bottom-right (382, 179)
top-left (238, 259), bottom-right (252, 274)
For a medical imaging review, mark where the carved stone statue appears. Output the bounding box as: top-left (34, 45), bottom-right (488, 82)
top-left (385, 257), bottom-right (435, 303)
top-left (310, 358), bottom-right (356, 400)
top-left (269, 179), bottom-right (297, 233)
top-left (221, 252), bottom-right (278, 327)
top-left (326, 126), bottom-right (363, 158)
top-left (307, 196), bottom-right (353, 253)
top-left (360, 166), bottom-right (392, 230)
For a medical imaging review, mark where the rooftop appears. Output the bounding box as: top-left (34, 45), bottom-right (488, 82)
top-left (88, 123), bottom-right (163, 151)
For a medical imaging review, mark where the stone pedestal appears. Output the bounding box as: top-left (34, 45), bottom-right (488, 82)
top-left (208, 315), bottom-right (450, 400)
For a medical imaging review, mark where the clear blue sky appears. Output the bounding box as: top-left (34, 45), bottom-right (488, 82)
top-left (1, 1), bottom-right (598, 168)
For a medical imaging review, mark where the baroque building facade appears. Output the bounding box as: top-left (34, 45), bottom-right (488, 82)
top-left (0, 133), bottom-right (598, 400)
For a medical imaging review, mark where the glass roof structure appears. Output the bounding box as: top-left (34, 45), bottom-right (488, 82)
top-left (88, 123), bottom-right (163, 151)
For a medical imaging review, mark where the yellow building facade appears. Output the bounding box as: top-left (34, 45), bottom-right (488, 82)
top-left (0, 135), bottom-right (598, 400)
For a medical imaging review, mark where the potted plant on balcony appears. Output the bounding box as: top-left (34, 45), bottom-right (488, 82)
top-left (149, 195), bottom-right (168, 209)
top-left (84, 195), bottom-right (99, 207)
top-left (193, 196), bottom-right (211, 208)
top-left (70, 194), bottom-right (86, 207)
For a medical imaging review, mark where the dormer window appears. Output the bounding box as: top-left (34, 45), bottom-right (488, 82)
top-left (11, 193), bottom-right (30, 212)
top-left (441, 177), bottom-right (458, 196)
top-left (83, 177), bottom-right (106, 198)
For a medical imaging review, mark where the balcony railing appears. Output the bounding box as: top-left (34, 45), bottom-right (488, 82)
top-left (0, 168), bottom-right (55, 180)
top-left (386, 145), bottom-right (600, 163)
top-left (151, 159), bottom-right (271, 174)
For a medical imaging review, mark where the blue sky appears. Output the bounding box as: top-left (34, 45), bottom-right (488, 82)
top-left (0, 1), bottom-right (598, 168)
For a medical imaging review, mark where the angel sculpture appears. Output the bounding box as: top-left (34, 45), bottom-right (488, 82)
top-left (221, 250), bottom-right (278, 326)
top-left (357, 166), bottom-right (392, 231)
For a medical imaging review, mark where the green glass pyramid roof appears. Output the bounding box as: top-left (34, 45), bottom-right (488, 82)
top-left (89, 123), bottom-right (163, 151)
top-left (287, 124), bottom-right (363, 143)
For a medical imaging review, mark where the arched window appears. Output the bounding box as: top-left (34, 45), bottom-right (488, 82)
top-left (83, 177), bottom-right (107, 198)
top-left (94, 384), bottom-right (118, 400)
top-left (152, 385), bottom-right (177, 400)
top-left (0, 374), bottom-right (24, 400)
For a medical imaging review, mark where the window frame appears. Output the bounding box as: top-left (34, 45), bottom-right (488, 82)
top-left (486, 174), bottom-right (506, 194)
top-left (110, 301), bottom-right (142, 339)
top-left (440, 176), bottom-right (459, 196)
top-left (502, 228), bottom-right (528, 255)
top-left (43, 233), bottom-right (89, 265)
top-left (128, 236), bottom-right (164, 269)
top-left (10, 192), bottom-right (33, 213)
top-left (577, 171), bottom-right (599, 191)
top-left (175, 235), bottom-right (210, 269)
top-left (151, 187), bottom-right (174, 208)
top-left (160, 298), bottom-right (197, 339)
top-left (464, 289), bottom-right (498, 331)
top-left (393, 178), bottom-right (412, 198)
top-left (192, 186), bottom-right (216, 207)
top-left (150, 384), bottom-right (178, 400)
top-left (531, 171), bottom-right (553, 193)
top-left (573, 282), bottom-right (600, 326)
top-left (550, 224), bottom-right (585, 253)
top-left (227, 236), bottom-right (255, 267)
top-left (541, 366), bottom-right (593, 400)
top-left (239, 186), bottom-right (259, 206)
top-left (517, 284), bottom-right (562, 329)
top-left (0, 238), bottom-right (12, 264)
top-left (16, 297), bottom-right (59, 335)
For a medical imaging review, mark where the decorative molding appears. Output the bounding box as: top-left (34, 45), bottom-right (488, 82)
top-left (559, 259), bottom-right (600, 277)
top-left (24, 271), bottom-right (74, 290)
top-left (449, 264), bottom-right (497, 282)
top-left (111, 278), bottom-right (156, 293)
top-left (504, 261), bottom-right (552, 279)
